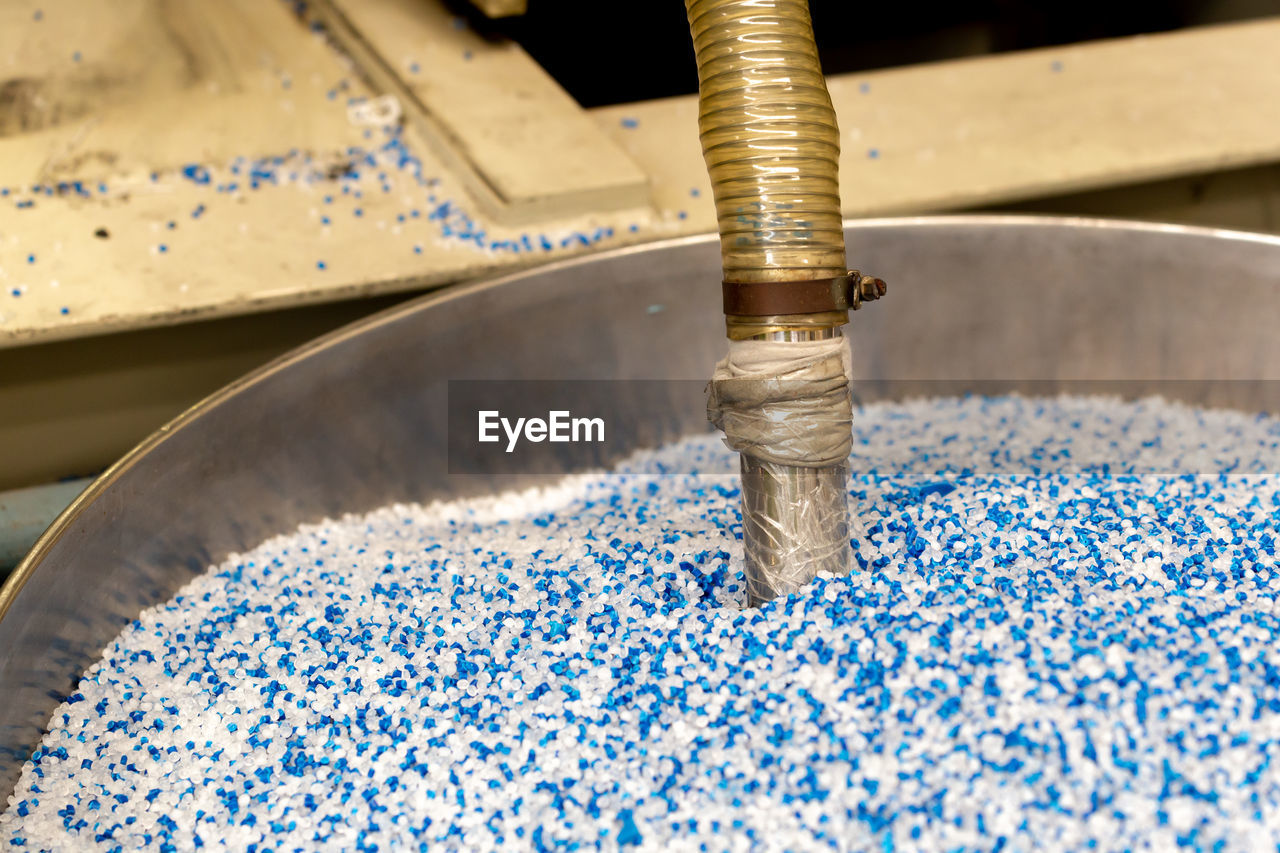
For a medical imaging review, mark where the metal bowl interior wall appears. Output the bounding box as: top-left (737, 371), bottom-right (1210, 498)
top-left (2, 216), bottom-right (1279, 799)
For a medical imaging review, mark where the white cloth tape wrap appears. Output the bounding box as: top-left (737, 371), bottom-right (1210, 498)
top-left (707, 336), bottom-right (853, 468)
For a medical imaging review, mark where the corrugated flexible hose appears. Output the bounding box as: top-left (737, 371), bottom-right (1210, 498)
top-left (685, 0), bottom-right (846, 282)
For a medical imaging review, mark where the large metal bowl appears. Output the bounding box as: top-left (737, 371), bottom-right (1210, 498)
top-left (3, 216), bottom-right (1279, 799)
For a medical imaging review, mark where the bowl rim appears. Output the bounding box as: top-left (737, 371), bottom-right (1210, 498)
top-left (5, 212), bottom-right (1279, 627)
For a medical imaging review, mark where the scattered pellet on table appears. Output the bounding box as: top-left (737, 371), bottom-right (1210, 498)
top-left (4, 395), bottom-right (1280, 851)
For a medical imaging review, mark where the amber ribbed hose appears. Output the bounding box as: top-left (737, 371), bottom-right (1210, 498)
top-left (685, 0), bottom-right (846, 284)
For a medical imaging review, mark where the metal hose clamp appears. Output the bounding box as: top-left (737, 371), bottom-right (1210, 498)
top-left (722, 270), bottom-right (887, 316)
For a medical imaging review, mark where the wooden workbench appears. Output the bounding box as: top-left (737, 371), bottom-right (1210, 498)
top-left (2, 5), bottom-right (1278, 350)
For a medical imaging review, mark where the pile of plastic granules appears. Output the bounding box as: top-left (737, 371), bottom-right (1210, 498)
top-left (4, 395), bottom-right (1280, 852)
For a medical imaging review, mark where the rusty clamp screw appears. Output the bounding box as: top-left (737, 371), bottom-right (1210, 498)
top-left (847, 269), bottom-right (887, 310)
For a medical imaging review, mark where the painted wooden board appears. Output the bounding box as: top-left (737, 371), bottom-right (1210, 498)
top-left (313, 0), bottom-right (649, 223)
top-left (593, 18), bottom-right (1280, 223)
top-left (0, 0), bottom-right (369, 189)
top-left (2, 8), bottom-right (1279, 350)
top-left (0, 0), bottom-right (660, 349)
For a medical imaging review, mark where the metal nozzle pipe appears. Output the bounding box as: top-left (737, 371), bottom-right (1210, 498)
top-left (740, 456), bottom-right (850, 607)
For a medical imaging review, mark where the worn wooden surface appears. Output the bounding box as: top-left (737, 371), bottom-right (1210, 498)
top-left (1, 5), bottom-right (1278, 351)
top-left (313, 0), bottom-right (649, 222)
top-left (593, 18), bottom-right (1280, 222)
top-left (0, 0), bottom-right (657, 349)
top-left (0, 0), bottom-right (366, 186)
